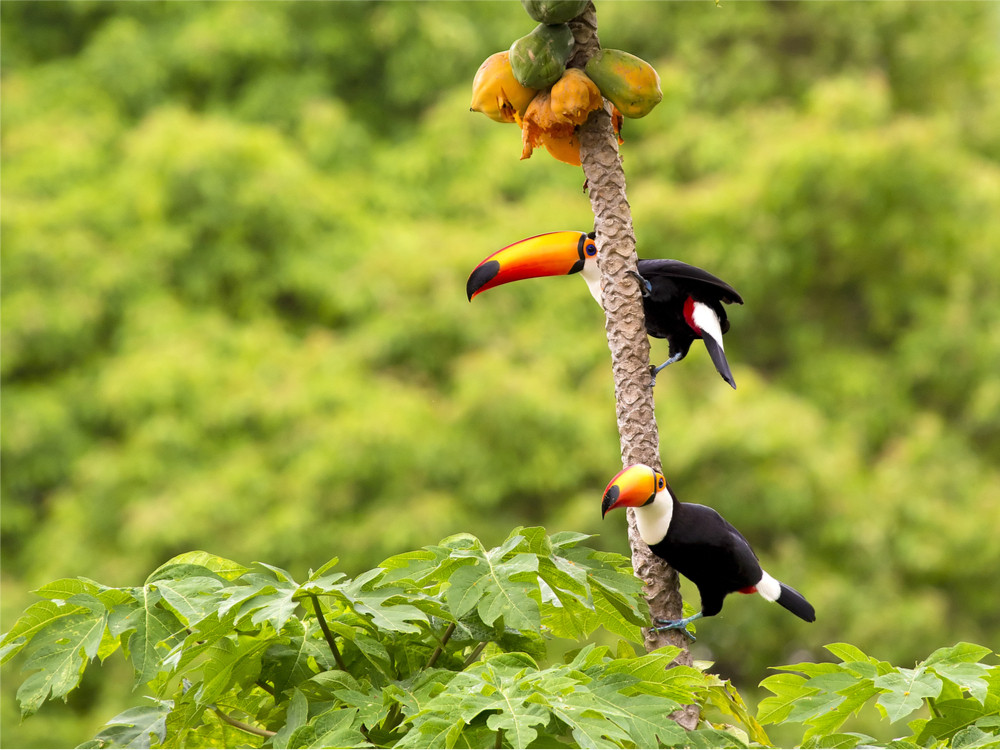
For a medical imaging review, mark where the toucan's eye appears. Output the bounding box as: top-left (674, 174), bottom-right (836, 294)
top-left (657, 476), bottom-right (665, 489)
top-left (585, 241), bottom-right (597, 257)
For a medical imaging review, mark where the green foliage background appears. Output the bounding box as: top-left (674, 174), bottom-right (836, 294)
top-left (2, 1), bottom-right (999, 746)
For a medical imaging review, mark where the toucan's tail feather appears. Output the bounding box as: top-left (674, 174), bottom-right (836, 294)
top-left (778, 583), bottom-right (816, 623)
top-left (701, 333), bottom-right (736, 389)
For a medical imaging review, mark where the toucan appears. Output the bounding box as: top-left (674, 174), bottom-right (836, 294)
top-left (601, 463), bottom-right (815, 639)
top-left (466, 231), bottom-right (743, 388)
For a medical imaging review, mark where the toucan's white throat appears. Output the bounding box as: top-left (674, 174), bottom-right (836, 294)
top-left (634, 488), bottom-right (674, 545)
top-left (580, 257), bottom-right (602, 305)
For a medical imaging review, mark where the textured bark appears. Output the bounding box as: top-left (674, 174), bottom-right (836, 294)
top-left (570, 3), bottom-right (699, 731)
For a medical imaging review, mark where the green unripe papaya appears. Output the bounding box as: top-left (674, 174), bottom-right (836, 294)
top-left (520, 0), bottom-right (589, 24)
top-left (585, 48), bottom-right (663, 118)
top-left (509, 23), bottom-right (575, 90)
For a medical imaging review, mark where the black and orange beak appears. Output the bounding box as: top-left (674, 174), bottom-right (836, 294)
top-left (466, 231), bottom-right (593, 300)
top-left (601, 464), bottom-right (659, 518)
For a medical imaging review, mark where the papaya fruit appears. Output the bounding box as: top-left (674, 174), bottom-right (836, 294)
top-left (520, 0), bottom-right (589, 24)
top-left (585, 48), bottom-right (662, 118)
top-left (520, 88), bottom-right (576, 161)
top-left (549, 67), bottom-right (602, 125)
top-left (470, 51), bottom-right (538, 123)
top-left (509, 23), bottom-right (575, 90)
top-left (519, 87), bottom-right (624, 165)
top-left (540, 130), bottom-right (583, 166)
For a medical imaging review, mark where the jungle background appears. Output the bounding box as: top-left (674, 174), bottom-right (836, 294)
top-left (2, 1), bottom-right (999, 747)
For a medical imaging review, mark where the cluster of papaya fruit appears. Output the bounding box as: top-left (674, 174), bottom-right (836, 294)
top-left (470, 0), bottom-right (663, 165)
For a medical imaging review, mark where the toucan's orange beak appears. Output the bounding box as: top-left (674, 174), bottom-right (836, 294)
top-left (601, 464), bottom-right (658, 518)
top-left (466, 231), bottom-right (593, 300)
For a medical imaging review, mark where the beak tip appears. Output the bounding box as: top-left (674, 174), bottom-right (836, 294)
top-left (601, 485), bottom-right (620, 518)
top-left (466, 260), bottom-right (500, 302)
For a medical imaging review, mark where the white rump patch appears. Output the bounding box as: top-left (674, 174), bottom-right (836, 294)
top-left (691, 301), bottom-right (725, 349)
top-left (757, 571), bottom-right (782, 602)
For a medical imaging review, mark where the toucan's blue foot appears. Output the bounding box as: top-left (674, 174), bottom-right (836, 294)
top-left (651, 613), bottom-right (703, 641)
top-left (649, 353), bottom-right (684, 387)
top-left (627, 270), bottom-right (652, 297)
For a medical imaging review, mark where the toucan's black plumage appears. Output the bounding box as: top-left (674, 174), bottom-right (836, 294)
top-left (630, 258), bottom-right (742, 388)
top-left (602, 464), bottom-right (815, 638)
top-left (466, 231), bottom-right (743, 388)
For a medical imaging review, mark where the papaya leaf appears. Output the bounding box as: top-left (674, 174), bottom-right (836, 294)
top-left (396, 715), bottom-right (466, 749)
top-left (150, 576), bottom-right (226, 627)
top-left (148, 551), bottom-right (250, 581)
top-left (550, 530), bottom-right (598, 549)
top-left (300, 668), bottom-right (364, 702)
top-left (445, 550), bottom-right (540, 630)
top-left (87, 700), bottom-right (172, 749)
top-left (306, 556), bottom-right (341, 580)
top-left (824, 643), bottom-right (878, 664)
top-left (1, 598), bottom-right (91, 665)
top-left (193, 634), bottom-right (270, 706)
top-left (328, 576), bottom-right (429, 634)
top-left (262, 620), bottom-right (329, 695)
top-left (757, 672), bottom-right (816, 725)
top-left (32, 578), bottom-right (100, 601)
top-left (512, 525), bottom-right (554, 556)
top-left (801, 679), bottom-right (880, 741)
top-left (378, 545), bottom-right (474, 589)
top-left (221, 572), bottom-right (300, 631)
top-left (801, 731), bottom-right (876, 748)
top-left (874, 668), bottom-right (942, 723)
top-left (584, 681), bottom-right (687, 747)
top-left (384, 667), bottom-right (459, 722)
top-left (776, 661), bottom-right (851, 678)
top-left (916, 697), bottom-right (1000, 746)
top-left (15, 608), bottom-right (108, 717)
top-left (701, 678), bottom-right (772, 746)
top-left (683, 727), bottom-right (754, 748)
top-left (787, 691), bottom-right (848, 724)
top-left (484, 700), bottom-right (549, 749)
top-left (924, 643), bottom-right (994, 667)
top-left (804, 670), bottom-right (865, 693)
top-left (951, 725), bottom-right (1000, 749)
top-left (552, 704), bottom-right (632, 749)
top-left (332, 685), bottom-right (388, 728)
top-left (927, 662), bottom-right (992, 705)
top-left (271, 687), bottom-right (308, 749)
top-left (120, 587), bottom-right (185, 688)
top-left (602, 646), bottom-right (683, 682)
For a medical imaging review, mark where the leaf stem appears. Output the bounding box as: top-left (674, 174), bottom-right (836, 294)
top-left (255, 680), bottom-right (275, 696)
top-left (495, 727), bottom-right (504, 749)
top-left (927, 696), bottom-right (942, 718)
top-left (383, 703), bottom-right (404, 733)
top-left (424, 622), bottom-right (456, 670)
top-left (212, 707), bottom-right (276, 738)
top-left (462, 641), bottom-right (488, 670)
top-left (309, 594), bottom-right (348, 672)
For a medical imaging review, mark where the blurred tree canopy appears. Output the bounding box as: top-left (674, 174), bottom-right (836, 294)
top-left (2, 1), bottom-right (999, 746)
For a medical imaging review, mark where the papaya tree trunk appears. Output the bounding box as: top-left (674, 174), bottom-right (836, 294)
top-left (569, 3), bottom-right (699, 731)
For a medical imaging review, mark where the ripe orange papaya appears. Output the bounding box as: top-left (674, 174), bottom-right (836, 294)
top-left (509, 23), bottom-right (575, 90)
top-left (549, 68), bottom-right (602, 125)
top-left (520, 0), bottom-right (589, 24)
top-left (470, 51), bottom-right (538, 123)
top-left (585, 48), bottom-right (662, 118)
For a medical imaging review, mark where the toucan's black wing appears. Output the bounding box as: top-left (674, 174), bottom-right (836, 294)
top-left (654, 503), bottom-right (762, 593)
top-left (637, 259), bottom-right (743, 305)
